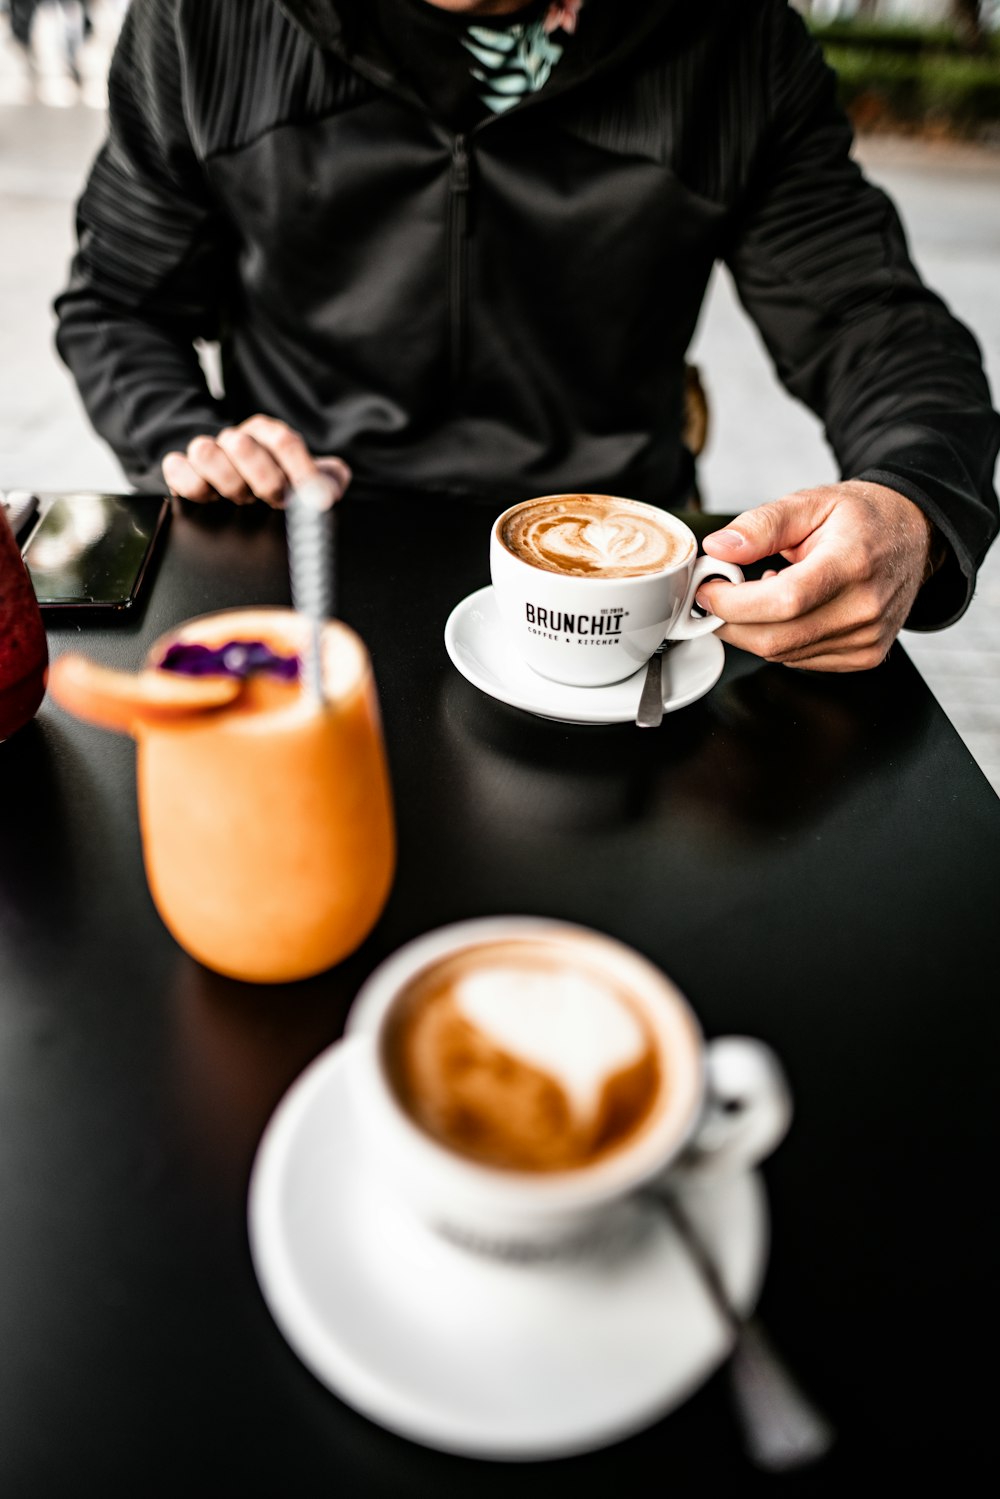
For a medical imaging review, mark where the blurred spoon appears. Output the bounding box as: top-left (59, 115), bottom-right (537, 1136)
top-left (652, 1190), bottom-right (835, 1473)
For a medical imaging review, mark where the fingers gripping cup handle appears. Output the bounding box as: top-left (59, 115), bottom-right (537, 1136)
top-left (684, 1037), bottom-right (792, 1176)
top-left (670, 556), bottom-right (744, 640)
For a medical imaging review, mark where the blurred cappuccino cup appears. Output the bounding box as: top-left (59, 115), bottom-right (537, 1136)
top-left (490, 494), bottom-right (744, 687)
top-left (345, 918), bottom-right (790, 1256)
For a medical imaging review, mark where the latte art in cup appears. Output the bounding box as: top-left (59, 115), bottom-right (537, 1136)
top-left (382, 940), bottom-right (666, 1172)
top-left (346, 918), bottom-right (789, 1264)
top-left (499, 495), bottom-right (690, 579)
top-left (490, 494), bottom-right (743, 687)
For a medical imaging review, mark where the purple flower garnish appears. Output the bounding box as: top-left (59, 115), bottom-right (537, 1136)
top-left (158, 639), bottom-right (300, 681)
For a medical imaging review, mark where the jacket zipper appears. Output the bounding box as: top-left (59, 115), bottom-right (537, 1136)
top-left (448, 133), bottom-right (471, 390)
top-left (326, 48), bottom-right (592, 393)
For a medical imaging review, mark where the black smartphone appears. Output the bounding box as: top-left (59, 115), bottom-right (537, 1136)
top-left (1, 490), bottom-right (39, 540)
top-left (20, 494), bottom-right (170, 613)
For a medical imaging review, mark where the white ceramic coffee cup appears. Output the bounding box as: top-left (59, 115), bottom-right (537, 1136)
top-left (490, 495), bottom-right (744, 687)
top-left (343, 918), bottom-right (790, 1256)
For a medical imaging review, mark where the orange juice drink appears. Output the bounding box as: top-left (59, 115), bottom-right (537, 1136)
top-left (51, 607), bottom-right (395, 983)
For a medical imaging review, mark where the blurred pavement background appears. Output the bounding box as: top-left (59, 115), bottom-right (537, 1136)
top-left (1, 0), bottom-right (998, 792)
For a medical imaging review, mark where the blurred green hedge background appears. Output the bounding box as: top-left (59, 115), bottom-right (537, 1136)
top-left (806, 3), bottom-right (1000, 137)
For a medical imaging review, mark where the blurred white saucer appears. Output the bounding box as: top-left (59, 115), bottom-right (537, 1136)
top-left (444, 586), bottom-right (725, 725)
top-left (248, 1039), bottom-right (768, 1461)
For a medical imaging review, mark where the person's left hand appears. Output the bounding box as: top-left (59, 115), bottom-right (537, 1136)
top-left (694, 480), bottom-right (935, 672)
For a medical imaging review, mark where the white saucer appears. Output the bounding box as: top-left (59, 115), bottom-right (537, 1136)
top-left (248, 1040), bottom-right (769, 1461)
top-left (443, 586), bottom-right (725, 725)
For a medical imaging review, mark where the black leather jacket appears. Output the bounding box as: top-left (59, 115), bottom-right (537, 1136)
top-left (55, 0), bottom-right (1000, 626)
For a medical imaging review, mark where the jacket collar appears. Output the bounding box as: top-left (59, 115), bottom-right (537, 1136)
top-left (275, 1), bottom-right (687, 108)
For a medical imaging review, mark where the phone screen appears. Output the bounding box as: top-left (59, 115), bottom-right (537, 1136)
top-left (21, 494), bottom-right (170, 612)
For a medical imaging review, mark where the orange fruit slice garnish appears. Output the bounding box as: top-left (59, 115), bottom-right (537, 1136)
top-left (49, 654), bottom-right (244, 735)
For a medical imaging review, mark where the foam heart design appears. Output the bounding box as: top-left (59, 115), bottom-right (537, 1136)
top-left (456, 964), bottom-right (647, 1123)
top-left (586, 519), bottom-right (650, 562)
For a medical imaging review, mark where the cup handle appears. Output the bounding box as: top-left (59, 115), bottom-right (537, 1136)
top-left (679, 1036), bottom-right (792, 1177)
top-left (669, 556), bottom-right (745, 640)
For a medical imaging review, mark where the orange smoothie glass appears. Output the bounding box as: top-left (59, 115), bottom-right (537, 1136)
top-left (138, 607), bottom-right (395, 983)
top-left (51, 606), bottom-right (395, 983)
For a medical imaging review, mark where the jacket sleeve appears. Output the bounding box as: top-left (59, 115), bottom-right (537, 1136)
top-left (725, 1), bottom-right (1000, 629)
top-left (54, 0), bottom-right (231, 490)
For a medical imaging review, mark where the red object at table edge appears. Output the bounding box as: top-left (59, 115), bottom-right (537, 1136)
top-left (0, 506), bottom-right (48, 740)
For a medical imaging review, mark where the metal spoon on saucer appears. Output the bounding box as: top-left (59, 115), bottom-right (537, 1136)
top-left (636, 639), bottom-right (680, 728)
top-left (651, 1190), bottom-right (835, 1473)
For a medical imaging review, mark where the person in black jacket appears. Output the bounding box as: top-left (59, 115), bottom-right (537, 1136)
top-left (54, 0), bottom-right (1000, 672)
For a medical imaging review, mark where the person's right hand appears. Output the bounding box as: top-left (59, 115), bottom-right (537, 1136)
top-left (162, 415), bottom-right (351, 508)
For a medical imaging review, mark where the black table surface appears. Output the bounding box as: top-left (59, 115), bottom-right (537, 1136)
top-left (2, 490), bottom-right (998, 1495)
